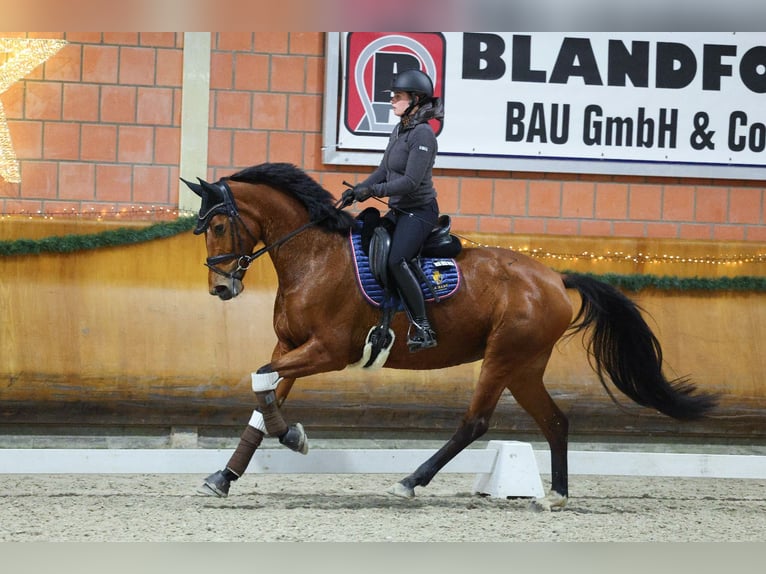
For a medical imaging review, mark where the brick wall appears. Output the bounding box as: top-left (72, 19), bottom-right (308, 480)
top-left (1, 32), bottom-right (764, 241)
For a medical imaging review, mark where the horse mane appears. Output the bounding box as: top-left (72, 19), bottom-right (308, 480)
top-left (227, 162), bottom-right (355, 234)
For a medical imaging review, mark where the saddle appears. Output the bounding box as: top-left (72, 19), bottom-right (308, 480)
top-left (352, 207), bottom-right (462, 307)
top-left (348, 208), bottom-right (462, 368)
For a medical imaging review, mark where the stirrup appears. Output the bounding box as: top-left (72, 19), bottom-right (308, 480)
top-left (406, 323), bottom-right (437, 352)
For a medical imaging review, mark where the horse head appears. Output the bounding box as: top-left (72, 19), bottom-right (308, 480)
top-left (182, 176), bottom-right (254, 300)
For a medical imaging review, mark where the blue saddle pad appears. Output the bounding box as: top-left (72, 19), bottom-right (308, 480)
top-left (349, 227), bottom-right (461, 308)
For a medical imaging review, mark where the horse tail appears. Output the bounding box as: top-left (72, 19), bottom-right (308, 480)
top-left (562, 273), bottom-right (718, 420)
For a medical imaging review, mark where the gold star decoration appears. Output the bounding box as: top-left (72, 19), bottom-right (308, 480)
top-left (1, 37), bottom-right (67, 183)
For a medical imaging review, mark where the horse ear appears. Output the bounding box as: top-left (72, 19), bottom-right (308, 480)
top-left (200, 178), bottom-right (227, 205)
top-left (180, 177), bottom-right (205, 198)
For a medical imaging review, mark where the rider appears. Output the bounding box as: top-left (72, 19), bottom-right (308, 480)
top-left (342, 69), bottom-right (444, 352)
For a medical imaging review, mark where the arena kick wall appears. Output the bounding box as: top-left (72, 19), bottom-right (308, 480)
top-left (1, 33), bottom-right (764, 440)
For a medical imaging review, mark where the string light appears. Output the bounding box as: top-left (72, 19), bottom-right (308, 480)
top-left (461, 238), bottom-right (765, 267)
top-left (1, 37), bottom-right (67, 183)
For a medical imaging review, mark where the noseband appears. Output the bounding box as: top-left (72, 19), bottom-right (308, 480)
top-left (194, 179), bottom-right (322, 280)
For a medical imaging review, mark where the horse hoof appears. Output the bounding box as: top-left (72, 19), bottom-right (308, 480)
top-left (387, 482), bottom-right (415, 499)
top-left (279, 422), bottom-right (309, 455)
top-left (197, 470), bottom-right (230, 498)
top-left (531, 491), bottom-right (567, 512)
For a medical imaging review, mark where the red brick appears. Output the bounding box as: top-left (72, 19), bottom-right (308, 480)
top-left (679, 223), bottom-right (712, 240)
top-left (139, 33), bottom-right (177, 48)
top-left (268, 132), bottom-right (304, 165)
top-left (44, 43), bottom-right (81, 82)
top-left (594, 182), bottom-right (628, 219)
top-left (459, 178), bottom-right (492, 214)
top-left (302, 132), bottom-right (323, 172)
top-left (1, 83), bottom-right (24, 118)
top-left (434, 176), bottom-right (459, 213)
top-left (156, 49), bottom-right (183, 87)
top-left (65, 33), bottom-right (102, 44)
top-left (133, 166), bottom-right (169, 203)
top-left (63, 84), bottom-right (99, 121)
top-left (493, 179), bottom-right (527, 216)
top-left (253, 32), bottom-right (288, 54)
top-left (662, 185), bottom-right (695, 221)
top-left (528, 180), bottom-right (561, 217)
top-left (81, 124), bottom-right (117, 162)
top-left (101, 86), bottom-right (136, 123)
top-left (43, 123), bottom-right (81, 160)
top-left (96, 164), bottom-right (132, 201)
top-left (695, 185), bottom-right (727, 223)
top-left (513, 218), bottom-right (546, 234)
top-left (58, 163), bottom-right (95, 200)
top-left (208, 130), bottom-right (233, 167)
top-left (233, 53), bottom-right (270, 91)
top-left (546, 219), bottom-right (579, 235)
top-left (24, 82), bottom-right (62, 120)
top-left (215, 91), bottom-right (252, 129)
top-left (287, 94), bottom-right (321, 132)
top-left (210, 53), bottom-right (234, 89)
top-left (137, 87), bottom-right (174, 125)
top-left (628, 184), bottom-right (662, 220)
top-left (272, 56), bottom-right (306, 92)
top-left (251, 93), bottom-right (286, 129)
top-left (479, 216), bottom-right (512, 234)
top-left (561, 181), bottom-right (594, 218)
top-left (103, 33), bottom-right (139, 45)
top-left (729, 187), bottom-right (762, 224)
top-left (612, 222), bottom-right (645, 237)
top-left (645, 222), bottom-right (679, 238)
top-left (7, 121), bottom-right (42, 159)
top-left (713, 225), bottom-right (745, 240)
top-left (119, 47), bottom-right (156, 85)
top-left (290, 33), bottom-right (324, 55)
top-left (154, 127), bottom-right (181, 165)
top-left (233, 131), bottom-right (268, 168)
top-left (451, 215), bottom-right (479, 232)
top-left (217, 33), bottom-right (253, 51)
top-left (746, 225), bottom-right (766, 241)
top-left (117, 126), bottom-right (154, 163)
top-left (579, 220), bottom-right (613, 237)
top-left (82, 45), bottom-right (119, 83)
top-left (20, 162), bottom-right (58, 198)
top-left (305, 56), bottom-right (324, 94)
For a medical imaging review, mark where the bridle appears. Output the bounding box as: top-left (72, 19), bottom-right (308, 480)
top-left (194, 179), bottom-right (330, 280)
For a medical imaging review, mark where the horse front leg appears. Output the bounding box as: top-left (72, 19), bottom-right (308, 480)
top-left (197, 373), bottom-right (299, 498)
top-left (198, 337), bottom-right (345, 498)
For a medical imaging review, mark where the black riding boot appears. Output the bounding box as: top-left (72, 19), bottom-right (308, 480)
top-left (391, 258), bottom-right (437, 352)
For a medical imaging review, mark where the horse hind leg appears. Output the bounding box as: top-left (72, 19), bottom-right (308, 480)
top-left (388, 365), bottom-right (506, 499)
top-left (505, 352), bottom-right (569, 511)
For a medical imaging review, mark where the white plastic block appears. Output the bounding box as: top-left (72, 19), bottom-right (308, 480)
top-left (472, 440), bottom-right (545, 499)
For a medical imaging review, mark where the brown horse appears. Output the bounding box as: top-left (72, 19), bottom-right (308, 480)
top-left (183, 162), bottom-right (717, 510)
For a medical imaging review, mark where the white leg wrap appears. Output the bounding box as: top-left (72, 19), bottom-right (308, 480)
top-left (251, 370), bottom-right (282, 392)
top-left (247, 410), bottom-right (267, 433)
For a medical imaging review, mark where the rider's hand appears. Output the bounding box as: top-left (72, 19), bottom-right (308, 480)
top-left (352, 185), bottom-right (373, 202)
top-left (340, 187), bottom-right (355, 207)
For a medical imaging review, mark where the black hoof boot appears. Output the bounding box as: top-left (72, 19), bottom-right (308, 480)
top-left (407, 322), bottom-right (437, 352)
top-left (197, 470), bottom-right (231, 498)
top-left (279, 423), bottom-right (309, 454)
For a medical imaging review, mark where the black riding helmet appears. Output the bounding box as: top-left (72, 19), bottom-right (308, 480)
top-left (389, 69), bottom-right (435, 116)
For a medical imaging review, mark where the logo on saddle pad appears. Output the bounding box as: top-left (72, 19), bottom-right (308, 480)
top-left (350, 228), bottom-right (461, 308)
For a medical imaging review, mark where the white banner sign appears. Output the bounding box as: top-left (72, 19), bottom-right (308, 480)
top-left (324, 32), bottom-right (766, 180)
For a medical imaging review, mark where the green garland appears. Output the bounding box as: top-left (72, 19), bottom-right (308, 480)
top-left (562, 271), bottom-right (766, 293)
top-left (0, 217), bottom-right (196, 256)
top-left (1, 218), bottom-right (763, 292)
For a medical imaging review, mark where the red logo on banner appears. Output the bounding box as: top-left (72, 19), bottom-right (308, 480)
top-left (344, 32), bottom-right (446, 137)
